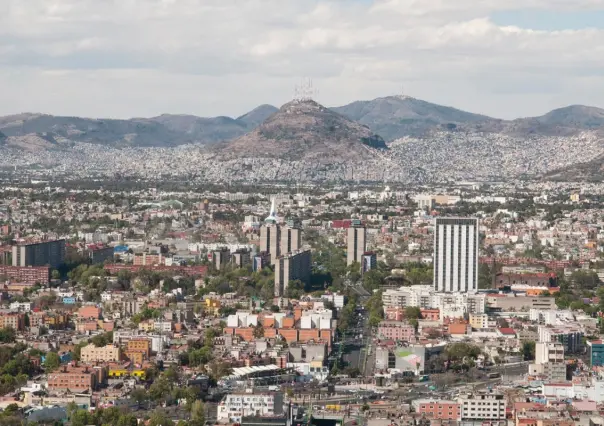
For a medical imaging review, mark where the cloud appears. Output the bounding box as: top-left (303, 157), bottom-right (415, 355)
top-left (1, 0), bottom-right (604, 119)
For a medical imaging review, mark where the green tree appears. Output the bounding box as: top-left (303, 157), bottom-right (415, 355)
top-left (362, 269), bottom-right (387, 291)
top-left (149, 376), bottom-right (172, 402)
top-left (90, 331), bottom-right (113, 347)
top-left (0, 327), bottom-right (16, 343)
top-left (570, 270), bottom-right (599, 289)
top-left (117, 413), bottom-right (139, 426)
top-left (190, 400), bottom-right (206, 426)
top-left (130, 387), bottom-right (149, 406)
top-left (44, 351), bottom-right (61, 372)
top-left (404, 306), bottom-right (422, 320)
top-left (522, 341), bottom-right (536, 361)
top-left (148, 410), bottom-right (175, 426)
top-left (253, 323), bottom-right (265, 338)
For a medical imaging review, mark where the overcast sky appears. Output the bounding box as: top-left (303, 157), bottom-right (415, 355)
top-left (2, 0), bottom-right (604, 120)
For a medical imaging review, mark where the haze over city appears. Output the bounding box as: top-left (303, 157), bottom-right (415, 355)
top-left (3, 0), bottom-right (604, 119)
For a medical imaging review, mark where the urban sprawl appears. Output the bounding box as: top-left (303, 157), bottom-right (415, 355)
top-left (2, 180), bottom-right (604, 426)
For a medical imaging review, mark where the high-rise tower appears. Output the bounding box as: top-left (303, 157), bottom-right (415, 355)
top-left (260, 198), bottom-right (281, 265)
top-left (347, 224), bottom-right (366, 267)
top-left (433, 217), bottom-right (479, 293)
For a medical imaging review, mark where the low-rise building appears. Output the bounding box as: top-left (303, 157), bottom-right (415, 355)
top-left (459, 392), bottom-right (506, 422)
top-left (377, 320), bottom-right (415, 341)
top-left (80, 344), bottom-right (120, 363)
top-left (217, 392), bottom-right (284, 423)
top-left (416, 400), bottom-right (460, 420)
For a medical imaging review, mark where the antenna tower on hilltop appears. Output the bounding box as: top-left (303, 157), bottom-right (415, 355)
top-left (399, 84), bottom-right (411, 100)
top-left (293, 78), bottom-right (317, 102)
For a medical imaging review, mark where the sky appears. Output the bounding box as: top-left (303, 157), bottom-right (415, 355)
top-left (2, 0), bottom-right (604, 120)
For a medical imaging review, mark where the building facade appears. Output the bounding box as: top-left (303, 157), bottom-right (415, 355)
top-left (280, 227), bottom-right (301, 256)
top-left (377, 320), bottom-right (415, 341)
top-left (212, 248), bottom-right (231, 271)
top-left (12, 240), bottom-right (66, 268)
top-left (231, 249), bottom-right (251, 268)
top-left (0, 265), bottom-right (50, 285)
top-left (417, 400), bottom-right (460, 420)
top-left (260, 225), bottom-right (281, 265)
top-left (347, 226), bottom-right (366, 266)
top-left (459, 392), bottom-right (506, 421)
top-left (433, 218), bottom-right (479, 293)
top-left (588, 340), bottom-right (604, 367)
top-left (535, 342), bottom-right (565, 365)
top-left (362, 252), bottom-right (377, 274)
top-left (274, 250), bottom-right (311, 297)
top-left (217, 392), bottom-right (284, 423)
top-left (80, 344), bottom-right (121, 363)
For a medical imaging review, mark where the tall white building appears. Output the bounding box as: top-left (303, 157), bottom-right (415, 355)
top-left (433, 217), bottom-right (479, 293)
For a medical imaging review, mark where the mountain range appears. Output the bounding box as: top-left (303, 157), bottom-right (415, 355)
top-left (2, 96), bottom-right (603, 149)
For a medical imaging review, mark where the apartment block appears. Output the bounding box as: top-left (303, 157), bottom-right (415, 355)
top-left (459, 392), bottom-right (506, 421)
top-left (535, 342), bottom-right (565, 365)
top-left (538, 326), bottom-right (583, 353)
top-left (80, 344), bottom-right (121, 363)
top-left (12, 240), bottom-right (65, 268)
top-left (588, 340), bottom-right (604, 367)
top-left (47, 366), bottom-right (103, 391)
top-left (433, 217), bottom-right (479, 293)
top-left (377, 320), bottom-right (415, 341)
top-left (1, 312), bottom-right (25, 331)
top-left (0, 265), bottom-right (50, 285)
top-left (231, 249), bottom-right (251, 268)
top-left (212, 248), bottom-right (231, 271)
top-left (469, 313), bottom-right (489, 329)
top-left (217, 392), bottom-right (284, 423)
top-left (528, 362), bottom-right (567, 381)
top-left (126, 339), bottom-right (151, 358)
top-left (280, 226), bottom-right (301, 255)
top-left (274, 250), bottom-right (311, 297)
top-left (417, 400), bottom-right (460, 420)
top-left (260, 224), bottom-right (281, 265)
top-left (347, 225), bottom-right (366, 266)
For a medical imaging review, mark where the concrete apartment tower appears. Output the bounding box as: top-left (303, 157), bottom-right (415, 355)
top-left (347, 224), bottom-right (366, 266)
top-left (260, 198), bottom-right (281, 265)
top-left (274, 249), bottom-right (312, 297)
top-left (281, 226), bottom-right (302, 256)
top-left (12, 239), bottom-right (66, 268)
top-left (433, 217), bottom-right (479, 293)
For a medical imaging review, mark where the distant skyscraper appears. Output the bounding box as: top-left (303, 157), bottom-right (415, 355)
top-left (12, 239), bottom-right (66, 268)
top-left (274, 249), bottom-right (312, 297)
top-left (281, 226), bottom-right (301, 256)
top-left (212, 248), bottom-right (231, 271)
top-left (433, 217), bottom-right (479, 293)
top-left (260, 224), bottom-right (280, 265)
top-left (260, 198), bottom-right (281, 265)
top-left (362, 252), bottom-right (377, 274)
top-left (347, 225), bottom-right (366, 266)
top-left (231, 249), bottom-right (251, 269)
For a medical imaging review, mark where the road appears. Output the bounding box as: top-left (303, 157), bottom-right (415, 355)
top-left (340, 297), bottom-right (372, 376)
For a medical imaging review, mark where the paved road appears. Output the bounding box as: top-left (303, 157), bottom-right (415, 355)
top-left (344, 342), bottom-right (362, 371)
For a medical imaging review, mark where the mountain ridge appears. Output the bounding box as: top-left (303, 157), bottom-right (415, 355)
top-left (212, 99), bottom-right (388, 163)
top-left (1, 96), bottom-right (603, 151)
